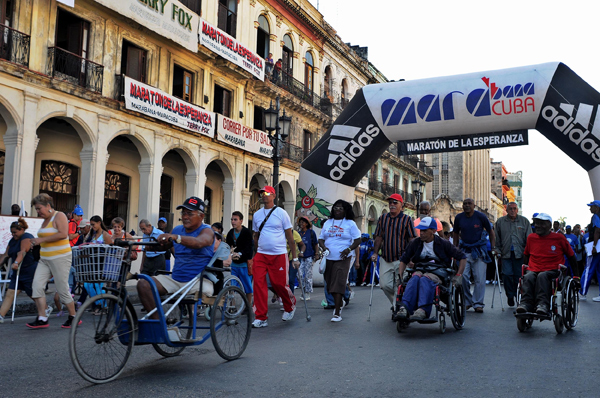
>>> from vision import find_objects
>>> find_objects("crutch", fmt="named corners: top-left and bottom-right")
top-left (296, 263), bottom-right (311, 322)
top-left (367, 259), bottom-right (376, 321)
top-left (11, 262), bottom-right (21, 323)
top-left (490, 254), bottom-right (505, 311)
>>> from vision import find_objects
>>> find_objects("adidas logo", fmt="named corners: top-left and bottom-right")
top-left (327, 124), bottom-right (380, 181)
top-left (279, 267), bottom-right (284, 271)
top-left (541, 102), bottom-right (600, 162)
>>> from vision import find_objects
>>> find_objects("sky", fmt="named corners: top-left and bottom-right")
top-left (308, 0), bottom-right (598, 227)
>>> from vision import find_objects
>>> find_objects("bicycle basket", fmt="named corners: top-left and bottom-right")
top-left (72, 244), bottom-right (127, 283)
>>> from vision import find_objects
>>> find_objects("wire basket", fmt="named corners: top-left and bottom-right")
top-left (72, 244), bottom-right (127, 283)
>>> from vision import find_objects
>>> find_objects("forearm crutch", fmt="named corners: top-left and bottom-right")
top-left (11, 263), bottom-right (22, 323)
top-left (367, 260), bottom-right (376, 321)
top-left (491, 255), bottom-right (504, 311)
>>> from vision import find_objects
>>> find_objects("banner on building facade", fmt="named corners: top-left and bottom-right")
top-left (124, 76), bottom-right (215, 138)
top-left (396, 130), bottom-right (529, 155)
top-left (216, 115), bottom-right (273, 158)
top-left (93, 0), bottom-right (199, 53)
top-left (199, 18), bottom-right (265, 81)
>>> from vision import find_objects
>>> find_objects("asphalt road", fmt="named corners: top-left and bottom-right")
top-left (1, 285), bottom-right (599, 397)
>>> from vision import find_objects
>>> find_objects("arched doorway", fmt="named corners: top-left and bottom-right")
top-left (248, 173), bottom-right (268, 229)
top-left (367, 205), bottom-right (378, 236)
top-left (205, 159), bottom-right (234, 226)
top-left (282, 34), bottom-right (293, 77)
top-left (161, 148), bottom-right (196, 231)
top-left (353, 200), bottom-right (363, 232)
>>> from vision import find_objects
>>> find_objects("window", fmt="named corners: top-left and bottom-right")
top-left (393, 174), bottom-right (400, 190)
top-left (442, 170), bottom-right (449, 194)
top-left (304, 52), bottom-right (314, 93)
top-left (341, 79), bottom-right (348, 107)
top-left (159, 174), bottom-right (173, 215)
top-left (282, 34), bottom-right (293, 76)
top-left (382, 168), bottom-right (389, 185)
top-left (1, 0), bottom-right (13, 26)
top-left (256, 15), bottom-right (270, 59)
top-left (218, 0), bottom-right (237, 37)
top-left (254, 105), bottom-right (265, 130)
top-left (324, 65), bottom-right (332, 100)
top-left (204, 186), bottom-right (212, 224)
top-left (178, 0), bottom-right (201, 14)
top-left (39, 160), bottom-right (79, 213)
top-left (303, 130), bottom-right (312, 159)
top-left (121, 40), bottom-right (147, 83)
top-left (213, 84), bottom-right (232, 117)
top-left (53, 9), bottom-right (90, 86)
top-left (172, 64), bottom-right (193, 101)
top-left (104, 171), bottom-right (129, 224)
top-left (403, 177), bottom-right (408, 195)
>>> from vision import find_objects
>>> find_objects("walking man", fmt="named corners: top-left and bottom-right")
top-left (139, 219), bottom-right (166, 276)
top-left (580, 200), bottom-right (600, 301)
top-left (371, 193), bottom-right (416, 306)
top-left (453, 198), bottom-right (495, 313)
top-left (494, 202), bottom-right (532, 307)
top-left (226, 211), bottom-right (254, 307)
top-left (252, 186), bottom-right (299, 327)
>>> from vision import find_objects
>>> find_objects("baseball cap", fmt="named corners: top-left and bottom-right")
top-left (566, 225), bottom-right (572, 229)
top-left (386, 193), bottom-right (404, 203)
top-left (298, 216), bottom-right (311, 226)
top-left (361, 233), bottom-right (370, 238)
top-left (259, 186), bottom-right (276, 195)
top-left (158, 217), bottom-right (167, 223)
top-left (79, 218), bottom-right (90, 226)
top-left (415, 217), bottom-right (438, 230)
top-left (532, 212), bottom-right (539, 218)
top-left (533, 213), bottom-right (552, 224)
top-left (587, 200), bottom-right (600, 207)
top-left (176, 196), bottom-right (206, 213)
top-left (73, 205), bottom-right (84, 216)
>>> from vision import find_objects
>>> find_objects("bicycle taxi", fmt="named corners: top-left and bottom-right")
top-left (68, 238), bottom-right (251, 384)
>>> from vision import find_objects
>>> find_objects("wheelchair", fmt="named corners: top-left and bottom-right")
top-left (514, 264), bottom-right (579, 334)
top-left (393, 261), bottom-right (466, 334)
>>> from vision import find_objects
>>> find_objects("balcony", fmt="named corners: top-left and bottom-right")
top-left (368, 179), bottom-right (414, 204)
top-left (0, 24), bottom-right (30, 67)
top-left (269, 72), bottom-right (330, 114)
top-left (279, 141), bottom-right (305, 164)
top-left (47, 47), bottom-right (104, 93)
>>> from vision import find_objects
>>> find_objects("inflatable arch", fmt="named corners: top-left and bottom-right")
top-left (297, 63), bottom-right (600, 227)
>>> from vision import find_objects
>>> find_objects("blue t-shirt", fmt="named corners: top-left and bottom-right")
top-left (454, 211), bottom-right (492, 245)
top-left (299, 229), bottom-right (317, 258)
top-left (564, 233), bottom-right (578, 251)
top-left (143, 226), bottom-right (166, 257)
top-left (359, 239), bottom-right (374, 260)
top-left (8, 232), bottom-right (36, 268)
top-left (171, 224), bottom-right (215, 282)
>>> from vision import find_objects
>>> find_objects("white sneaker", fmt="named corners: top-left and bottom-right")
top-left (252, 319), bottom-right (268, 328)
top-left (300, 293), bottom-right (310, 301)
top-left (282, 307), bottom-right (296, 321)
top-left (278, 298), bottom-right (284, 311)
top-left (580, 294), bottom-right (587, 301)
top-left (45, 306), bottom-right (53, 318)
top-left (593, 296), bottom-right (600, 302)
top-left (349, 282), bottom-right (356, 287)
top-left (349, 290), bottom-right (355, 300)
top-left (0, 314), bottom-right (4, 324)
top-left (331, 315), bottom-right (342, 322)
top-left (412, 308), bottom-right (426, 320)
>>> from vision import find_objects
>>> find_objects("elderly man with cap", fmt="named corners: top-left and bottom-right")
top-left (139, 219), bottom-right (166, 276)
top-left (395, 217), bottom-right (467, 320)
top-left (371, 193), bottom-right (416, 307)
top-left (517, 213), bottom-right (578, 315)
top-left (252, 185), bottom-right (299, 328)
top-left (580, 200), bottom-right (600, 301)
top-left (137, 197), bottom-right (215, 319)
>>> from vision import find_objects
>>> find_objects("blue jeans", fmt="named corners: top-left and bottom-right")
top-left (501, 253), bottom-right (523, 300)
top-left (401, 274), bottom-right (436, 317)
top-left (348, 265), bottom-right (357, 284)
top-left (323, 279), bottom-right (350, 306)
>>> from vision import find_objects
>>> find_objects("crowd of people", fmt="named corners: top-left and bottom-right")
top-left (2, 188), bottom-right (599, 329)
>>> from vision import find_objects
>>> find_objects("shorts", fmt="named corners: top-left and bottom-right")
top-left (154, 274), bottom-right (214, 297)
top-left (231, 266), bottom-right (253, 294)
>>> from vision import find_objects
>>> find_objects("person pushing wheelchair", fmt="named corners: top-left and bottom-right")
top-left (395, 217), bottom-right (467, 320)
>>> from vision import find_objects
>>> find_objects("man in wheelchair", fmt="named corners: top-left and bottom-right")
top-left (395, 217), bottom-right (467, 320)
top-left (517, 213), bottom-right (579, 316)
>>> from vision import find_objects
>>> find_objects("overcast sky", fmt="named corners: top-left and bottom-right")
top-left (308, 0), bottom-right (598, 227)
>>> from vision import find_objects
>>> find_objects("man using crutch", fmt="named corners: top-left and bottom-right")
top-left (494, 202), bottom-right (532, 307)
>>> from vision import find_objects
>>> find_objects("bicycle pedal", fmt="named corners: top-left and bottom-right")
top-left (167, 327), bottom-right (181, 342)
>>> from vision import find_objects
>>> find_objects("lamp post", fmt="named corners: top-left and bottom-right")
top-left (264, 96), bottom-right (291, 204)
top-left (411, 172), bottom-right (425, 209)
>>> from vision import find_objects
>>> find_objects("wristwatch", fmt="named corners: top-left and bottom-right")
top-left (293, 257), bottom-right (299, 261)
top-left (176, 235), bottom-right (182, 244)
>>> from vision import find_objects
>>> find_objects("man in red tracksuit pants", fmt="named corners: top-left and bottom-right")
top-left (252, 185), bottom-right (299, 328)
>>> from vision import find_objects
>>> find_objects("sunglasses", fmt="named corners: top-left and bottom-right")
top-left (260, 192), bottom-right (272, 197)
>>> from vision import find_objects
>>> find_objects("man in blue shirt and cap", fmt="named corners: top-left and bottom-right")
top-left (580, 200), bottom-right (600, 301)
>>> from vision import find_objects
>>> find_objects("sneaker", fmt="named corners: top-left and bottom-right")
top-left (300, 293), bottom-right (311, 301)
top-left (61, 315), bottom-right (82, 329)
top-left (507, 297), bottom-right (515, 307)
top-left (75, 302), bottom-right (82, 310)
top-left (535, 305), bottom-right (549, 316)
top-left (0, 314), bottom-right (4, 324)
top-left (45, 306), bottom-right (53, 318)
top-left (396, 307), bottom-right (408, 319)
top-left (350, 290), bottom-right (355, 300)
top-left (26, 318), bottom-right (49, 329)
top-left (56, 311), bottom-right (64, 317)
top-left (592, 296), bottom-right (600, 302)
top-left (282, 308), bottom-right (296, 321)
top-left (321, 299), bottom-right (328, 307)
top-left (343, 295), bottom-right (350, 306)
top-left (580, 294), bottom-right (587, 301)
top-left (331, 315), bottom-right (342, 322)
top-left (349, 282), bottom-right (356, 287)
top-left (375, 283), bottom-right (380, 287)
top-left (516, 305), bottom-right (528, 314)
top-left (252, 319), bottom-right (268, 328)
top-left (361, 282), bottom-right (367, 287)
top-left (412, 308), bottom-right (426, 320)
top-left (278, 298), bottom-right (284, 311)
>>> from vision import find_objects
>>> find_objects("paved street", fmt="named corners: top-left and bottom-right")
top-left (1, 285), bottom-right (598, 397)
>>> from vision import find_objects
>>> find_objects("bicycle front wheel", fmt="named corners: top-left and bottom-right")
top-left (210, 285), bottom-right (251, 360)
top-left (69, 294), bottom-right (136, 384)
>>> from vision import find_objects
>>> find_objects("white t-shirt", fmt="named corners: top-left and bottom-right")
top-left (319, 218), bottom-right (361, 261)
top-left (420, 241), bottom-right (440, 261)
top-left (253, 206), bottom-right (292, 255)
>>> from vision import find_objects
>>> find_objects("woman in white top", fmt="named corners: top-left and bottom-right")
top-left (318, 200), bottom-right (361, 322)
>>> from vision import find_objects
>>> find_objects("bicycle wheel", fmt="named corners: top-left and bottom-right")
top-left (210, 285), bottom-right (251, 360)
top-left (153, 304), bottom-right (193, 357)
top-left (69, 294), bottom-right (135, 384)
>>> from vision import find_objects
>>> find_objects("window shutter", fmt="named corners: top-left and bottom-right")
top-left (218, 3), bottom-right (228, 31)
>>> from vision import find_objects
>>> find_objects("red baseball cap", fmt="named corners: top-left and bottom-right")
top-left (259, 186), bottom-right (276, 195)
top-left (386, 193), bottom-right (404, 203)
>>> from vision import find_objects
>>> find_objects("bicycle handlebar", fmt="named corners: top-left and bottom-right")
top-left (113, 237), bottom-right (163, 248)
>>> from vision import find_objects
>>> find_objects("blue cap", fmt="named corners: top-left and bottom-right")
top-left (566, 225), bottom-right (572, 229)
top-left (158, 217), bottom-right (167, 223)
top-left (415, 217), bottom-right (438, 230)
top-left (72, 205), bottom-right (83, 216)
top-left (587, 200), bottom-right (600, 207)
top-left (361, 233), bottom-right (370, 238)
top-left (532, 212), bottom-right (539, 218)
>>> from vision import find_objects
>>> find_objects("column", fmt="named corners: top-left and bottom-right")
top-left (185, 173), bottom-right (199, 198)
top-left (198, 147), bottom-right (208, 197)
top-left (241, 191), bottom-right (252, 222)
top-left (138, 159), bottom-right (161, 225)
top-left (222, 181), bottom-right (235, 224)
top-left (79, 114), bottom-right (111, 217)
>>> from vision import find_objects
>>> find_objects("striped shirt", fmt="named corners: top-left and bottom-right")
top-left (374, 212), bottom-right (416, 262)
top-left (38, 212), bottom-right (71, 259)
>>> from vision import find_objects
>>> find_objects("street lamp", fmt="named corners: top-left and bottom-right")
top-left (411, 173), bottom-right (425, 208)
top-left (264, 96), bottom-right (291, 203)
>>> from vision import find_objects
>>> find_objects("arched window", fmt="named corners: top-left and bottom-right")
top-left (282, 34), bottom-right (293, 76)
top-left (103, 170), bottom-right (130, 224)
top-left (39, 160), bottom-right (79, 213)
top-left (256, 15), bottom-right (270, 60)
top-left (324, 65), bottom-right (332, 100)
top-left (304, 52), bottom-right (314, 93)
top-left (341, 78), bottom-right (348, 108)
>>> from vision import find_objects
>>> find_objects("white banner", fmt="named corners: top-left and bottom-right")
top-left (0, 217), bottom-right (44, 254)
top-left (124, 76), bottom-right (215, 137)
top-left (199, 18), bottom-right (265, 80)
top-left (216, 115), bottom-right (272, 158)
top-left (94, 0), bottom-right (199, 53)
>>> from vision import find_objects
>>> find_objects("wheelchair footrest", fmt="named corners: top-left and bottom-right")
top-left (514, 311), bottom-right (551, 321)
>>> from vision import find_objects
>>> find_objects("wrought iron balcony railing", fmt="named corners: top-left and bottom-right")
top-left (269, 71), bottom-right (330, 114)
top-left (47, 46), bottom-right (104, 93)
top-left (0, 24), bottom-right (30, 67)
top-left (279, 141), bottom-right (305, 163)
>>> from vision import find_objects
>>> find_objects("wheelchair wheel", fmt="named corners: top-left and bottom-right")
top-left (210, 285), bottom-right (251, 360)
top-left (223, 275), bottom-right (243, 288)
top-left (449, 284), bottom-right (465, 330)
top-left (69, 294), bottom-right (135, 384)
top-left (553, 314), bottom-right (564, 334)
top-left (562, 278), bottom-right (579, 330)
top-left (396, 320), bottom-right (408, 333)
top-left (439, 313), bottom-right (446, 334)
top-left (516, 317), bottom-right (527, 332)
top-left (152, 304), bottom-right (193, 357)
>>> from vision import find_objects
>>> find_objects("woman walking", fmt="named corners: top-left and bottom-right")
top-left (27, 194), bottom-right (77, 329)
top-left (318, 200), bottom-right (361, 322)
top-left (297, 216), bottom-right (319, 301)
